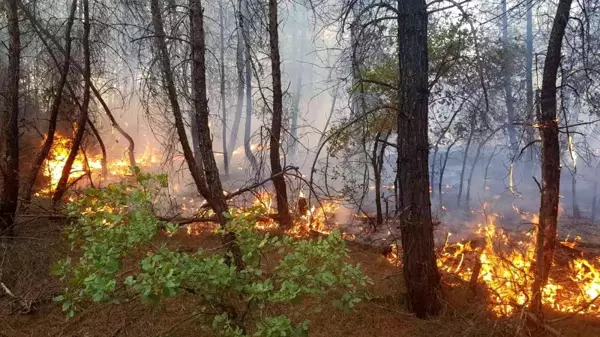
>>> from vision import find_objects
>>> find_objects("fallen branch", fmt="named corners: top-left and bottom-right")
top-left (1, 282), bottom-right (33, 313)
top-left (525, 311), bottom-right (563, 337)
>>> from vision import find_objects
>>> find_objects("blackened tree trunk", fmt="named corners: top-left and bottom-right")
top-left (227, 1), bottom-right (244, 163)
top-left (372, 131), bottom-right (390, 228)
top-left (190, 0), bottom-right (244, 269)
top-left (397, 0), bottom-right (442, 318)
top-left (219, 2), bottom-right (229, 176)
top-left (151, 0), bottom-right (206, 193)
top-left (23, 0), bottom-right (77, 205)
top-left (52, 0), bottom-right (92, 205)
top-left (531, 0), bottom-right (572, 314)
top-left (501, 0), bottom-right (518, 156)
top-left (0, 0), bottom-right (21, 235)
top-left (268, 0), bottom-right (292, 230)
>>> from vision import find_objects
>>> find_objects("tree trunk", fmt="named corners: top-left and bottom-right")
top-left (226, 0), bottom-right (244, 163)
top-left (397, 0), bottom-right (442, 318)
top-left (22, 0), bottom-right (77, 205)
top-left (531, 0), bottom-right (572, 314)
top-left (430, 104), bottom-right (462, 198)
top-left (241, 0), bottom-right (259, 173)
top-left (0, 0), bottom-right (21, 235)
top-left (190, 0), bottom-right (244, 269)
top-left (457, 114), bottom-right (475, 208)
top-left (501, 0), bottom-right (518, 157)
top-left (219, 2), bottom-right (229, 176)
top-left (19, 3), bottom-right (137, 169)
top-left (268, 0), bottom-right (292, 230)
top-left (465, 127), bottom-right (501, 209)
top-left (525, 3), bottom-right (535, 171)
top-left (52, 0), bottom-right (92, 205)
top-left (591, 162), bottom-right (600, 223)
top-left (89, 120), bottom-right (108, 182)
top-left (439, 138), bottom-right (458, 207)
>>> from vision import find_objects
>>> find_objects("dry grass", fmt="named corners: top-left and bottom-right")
top-left (0, 219), bottom-right (598, 337)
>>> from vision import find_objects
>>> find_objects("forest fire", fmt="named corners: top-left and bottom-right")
top-left (433, 213), bottom-right (600, 317)
top-left (37, 132), bottom-right (160, 195)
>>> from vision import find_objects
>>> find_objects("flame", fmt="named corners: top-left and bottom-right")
top-left (37, 132), bottom-right (161, 196)
top-left (435, 214), bottom-right (600, 317)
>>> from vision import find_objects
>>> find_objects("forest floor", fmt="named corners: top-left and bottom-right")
top-left (0, 216), bottom-right (599, 337)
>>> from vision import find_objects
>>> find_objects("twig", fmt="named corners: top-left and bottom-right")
top-left (525, 311), bottom-right (563, 337)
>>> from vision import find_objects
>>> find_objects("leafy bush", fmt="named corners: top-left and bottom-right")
top-left (54, 172), bottom-right (370, 336)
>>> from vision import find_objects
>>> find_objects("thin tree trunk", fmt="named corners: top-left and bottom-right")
top-left (0, 0), bottom-right (21, 235)
top-left (22, 0), bottom-right (77, 205)
top-left (88, 120), bottom-right (108, 182)
top-left (501, 0), bottom-right (518, 156)
top-left (372, 131), bottom-right (391, 228)
top-left (268, 0), bottom-right (292, 230)
top-left (531, 0), bottom-right (572, 314)
top-left (525, 3), bottom-right (535, 171)
top-left (457, 114), bottom-right (475, 208)
top-left (19, 3), bottom-right (137, 169)
top-left (465, 127), bottom-right (501, 209)
top-left (397, 0), bottom-right (442, 318)
top-left (226, 0), bottom-right (244, 162)
top-left (430, 101), bottom-right (464, 197)
top-left (241, 0), bottom-right (259, 173)
top-left (439, 138), bottom-right (458, 207)
top-left (219, 2), bottom-right (229, 176)
top-left (591, 162), bottom-right (600, 223)
top-left (52, 0), bottom-right (92, 205)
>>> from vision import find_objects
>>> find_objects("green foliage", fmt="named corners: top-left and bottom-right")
top-left (54, 172), bottom-right (370, 336)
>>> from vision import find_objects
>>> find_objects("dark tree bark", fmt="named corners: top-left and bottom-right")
top-left (501, 0), bottom-right (518, 156)
top-left (268, 0), bottom-right (292, 230)
top-left (531, 0), bottom-right (572, 314)
top-left (52, 0), bottom-right (92, 205)
top-left (372, 131), bottom-right (390, 228)
top-left (219, 2), bottom-right (229, 176)
top-left (0, 0), bottom-right (21, 235)
top-left (396, 0), bottom-right (442, 318)
top-left (151, 0), bottom-right (244, 269)
top-left (22, 0), bottom-right (77, 205)
top-left (190, 0), bottom-right (244, 269)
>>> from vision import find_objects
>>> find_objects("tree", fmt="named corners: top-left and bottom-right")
top-left (0, 0), bottom-right (21, 235)
top-left (397, 0), bottom-right (443, 318)
top-left (268, 0), bottom-right (292, 230)
top-left (219, 1), bottom-right (229, 176)
top-left (530, 0), bottom-right (573, 314)
top-left (150, 0), bottom-right (243, 269)
top-left (22, 0), bottom-right (78, 205)
top-left (52, 0), bottom-right (92, 205)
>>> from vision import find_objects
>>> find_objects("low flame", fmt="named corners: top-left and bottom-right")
top-left (435, 214), bottom-right (600, 317)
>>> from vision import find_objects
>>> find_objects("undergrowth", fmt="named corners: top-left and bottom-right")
top-left (53, 172), bottom-right (370, 336)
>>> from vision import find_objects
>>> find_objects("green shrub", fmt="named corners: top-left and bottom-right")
top-left (54, 172), bottom-right (370, 336)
